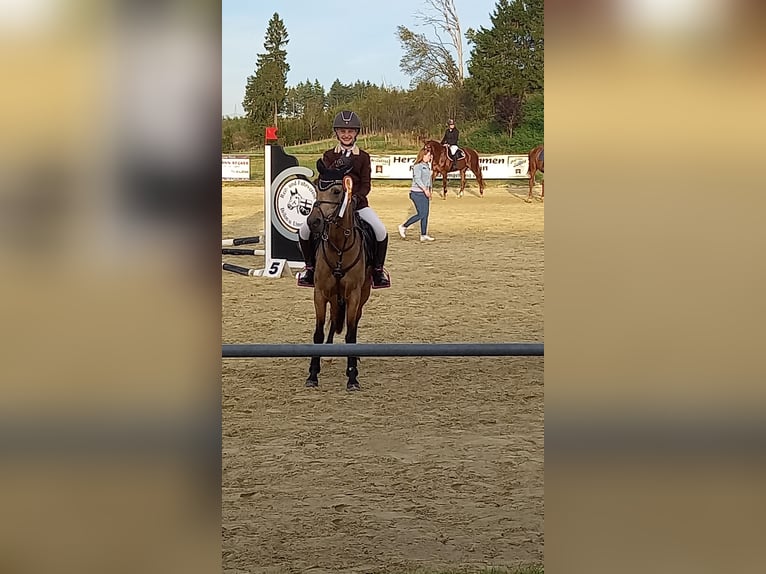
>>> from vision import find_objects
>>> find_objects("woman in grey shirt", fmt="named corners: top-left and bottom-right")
top-left (398, 147), bottom-right (435, 242)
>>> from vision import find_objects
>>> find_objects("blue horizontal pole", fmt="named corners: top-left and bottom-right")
top-left (222, 343), bottom-right (543, 358)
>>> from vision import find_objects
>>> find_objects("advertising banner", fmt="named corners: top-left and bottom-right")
top-left (369, 153), bottom-right (529, 179)
top-left (222, 155), bottom-right (251, 181)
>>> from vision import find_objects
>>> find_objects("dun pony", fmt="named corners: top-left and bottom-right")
top-left (303, 161), bottom-right (373, 391)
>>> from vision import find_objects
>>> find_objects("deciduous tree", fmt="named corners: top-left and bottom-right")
top-left (396, 0), bottom-right (465, 89)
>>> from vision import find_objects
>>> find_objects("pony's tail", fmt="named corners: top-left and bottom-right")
top-left (333, 296), bottom-right (346, 334)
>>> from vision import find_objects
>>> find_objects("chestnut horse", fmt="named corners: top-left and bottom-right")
top-left (527, 145), bottom-right (544, 202)
top-left (425, 140), bottom-right (485, 199)
top-left (304, 161), bottom-right (372, 391)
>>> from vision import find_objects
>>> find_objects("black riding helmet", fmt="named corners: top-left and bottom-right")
top-left (333, 110), bottom-right (362, 130)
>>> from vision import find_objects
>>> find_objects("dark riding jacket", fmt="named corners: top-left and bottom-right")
top-left (321, 145), bottom-right (372, 210)
top-left (441, 128), bottom-right (459, 147)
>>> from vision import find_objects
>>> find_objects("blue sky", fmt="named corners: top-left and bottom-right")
top-left (222, 0), bottom-right (502, 117)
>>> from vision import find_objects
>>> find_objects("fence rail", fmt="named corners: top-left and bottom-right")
top-left (222, 343), bottom-right (543, 358)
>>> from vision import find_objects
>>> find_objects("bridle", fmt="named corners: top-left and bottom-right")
top-left (311, 181), bottom-right (364, 279)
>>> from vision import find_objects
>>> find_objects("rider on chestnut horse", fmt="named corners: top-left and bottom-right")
top-left (441, 119), bottom-right (463, 171)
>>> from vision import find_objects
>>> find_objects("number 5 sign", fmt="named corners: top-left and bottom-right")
top-left (262, 258), bottom-right (290, 279)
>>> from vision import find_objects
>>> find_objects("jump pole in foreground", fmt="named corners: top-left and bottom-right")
top-left (222, 343), bottom-right (544, 358)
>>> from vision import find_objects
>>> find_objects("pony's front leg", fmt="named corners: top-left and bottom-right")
top-left (306, 318), bottom-right (323, 387)
top-left (459, 170), bottom-right (466, 198)
top-left (307, 296), bottom-right (326, 387)
top-left (344, 295), bottom-right (362, 391)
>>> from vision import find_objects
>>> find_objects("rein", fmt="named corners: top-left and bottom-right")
top-left (313, 197), bottom-right (364, 279)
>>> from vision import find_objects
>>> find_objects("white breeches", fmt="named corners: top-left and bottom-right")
top-left (298, 221), bottom-right (312, 240)
top-left (298, 206), bottom-right (387, 241)
top-left (448, 145), bottom-right (458, 156)
top-left (357, 207), bottom-right (387, 241)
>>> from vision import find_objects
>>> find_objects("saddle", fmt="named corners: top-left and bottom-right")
top-left (354, 214), bottom-right (376, 268)
top-left (445, 146), bottom-right (464, 161)
top-left (445, 146), bottom-right (464, 170)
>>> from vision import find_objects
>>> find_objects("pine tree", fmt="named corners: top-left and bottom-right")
top-left (328, 80), bottom-right (353, 109)
top-left (465, 0), bottom-right (543, 135)
top-left (242, 13), bottom-right (290, 131)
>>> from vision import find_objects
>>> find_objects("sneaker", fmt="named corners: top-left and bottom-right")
top-left (398, 224), bottom-right (407, 239)
top-left (420, 235), bottom-right (435, 242)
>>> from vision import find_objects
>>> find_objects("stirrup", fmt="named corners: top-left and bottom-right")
top-left (296, 268), bottom-right (314, 287)
top-left (371, 267), bottom-right (391, 289)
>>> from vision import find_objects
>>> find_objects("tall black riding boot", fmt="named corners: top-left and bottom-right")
top-left (371, 236), bottom-right (391, 289)
top-left (297, 236), bottom-right (316, 287)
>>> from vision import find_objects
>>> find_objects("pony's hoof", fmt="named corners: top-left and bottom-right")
top-left (305, 379), bottom-right (319, 388)
top-left (346, 382), bottom-right (361, 392)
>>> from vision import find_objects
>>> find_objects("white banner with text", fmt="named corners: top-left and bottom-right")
top-left (369, 154), bottom-right (530, 179)
top-left (222, 155), bottom-right (251, 181)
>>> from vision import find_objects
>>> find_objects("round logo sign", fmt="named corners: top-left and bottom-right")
top-left (274, 176), bottom-right (316, 233)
